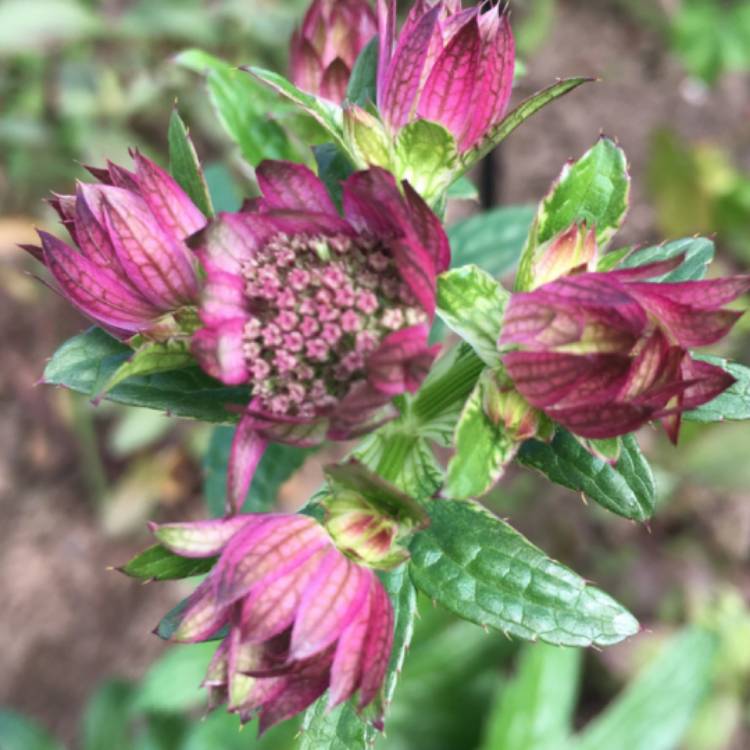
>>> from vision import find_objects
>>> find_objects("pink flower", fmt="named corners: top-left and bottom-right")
top-left (376, 0), bottom-right (515, 152)
top-left (500, 258), bottom-right (750, 442)
top-left (25, 152), bottom-right (204, 339)
top-left (191, 161), bottom-right (449, 510)
top-left (290, 0), bottom-right (378, 104)
top-left (151, 513), bottom-right (394, 733)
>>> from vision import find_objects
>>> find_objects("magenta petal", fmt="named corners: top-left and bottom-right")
top-left (257, 667), bottom-right (330, 735)
top-left (290, 549), bottom-right (370, 661)
top-left (376, 0), bottom-right (397, 110)
top-left (256, 161), bottom-right (337, 215)
top-left (551, 403), bottom-right (653, 440)
top-left (132, 151), bottom-right (207, 238)
top-left (381, 4), bottom-right (442, 131)
top-left (101, 188), bottom-right (199, 308)
top-left (171, 579), bottom-right (229, 643)
top-left (678, 357), bottom-right (737, 411)
top-left (227, 418), bottom-right (269, 514)
top-left (402, 181), bottom-right (451, 273)
top-left (191, 320), bottom-right (250, 385)
top-left (357, 575), bottom-right (394, 709)
top-left (417, 14), bottom-right (481, 143)
top-left (628, 276), bottom-right (750, 310)
top-left (152, 516), bottom-right (253, 558)
top-left (342, 167), bottom-right (411, 237)
top-left (609, 255), bottom-right (686, 281)
top-left (192, 212), bottom-right (274, 275)
top-left (74, 185), bottom-right (122, 271)
top-left (367, 325), bottom-right (440, 396)
top-left (200, 262), bottom-right (249, 326)
top-left (39, 231), bottom-right (158, 331)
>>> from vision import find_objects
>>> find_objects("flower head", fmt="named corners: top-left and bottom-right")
top-left (26, 152), bottom-right (204, 339)
top-left (151, 513), bottom-right (394, 732)
top-left (290, 0), bottom-right (378, 103)
top-left (376, 0), bottom-right (515, 152)
top-left (191, 161), bottom-right (448, 509)
top-left (500, 255), bottom-right (749, 442)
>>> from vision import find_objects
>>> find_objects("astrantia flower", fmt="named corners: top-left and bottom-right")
top-left (26, 153), bottom-right (204, 339)
top-left (191, 161), bottom-right (448, 509)
top-left (500, 257), bottom-right (749, 442)
top-left (376, 0), bottom-right (515, 152)
top-left (290, 0), bottom-right (377, 103)
top-left (151, 513), bottom-right (394, 732)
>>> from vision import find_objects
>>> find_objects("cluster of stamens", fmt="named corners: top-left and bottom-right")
top-left (241, 232), bottom-right (427, 417)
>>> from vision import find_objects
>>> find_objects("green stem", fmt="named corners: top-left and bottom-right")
top-left (69, 393), bottom-right (109, 509)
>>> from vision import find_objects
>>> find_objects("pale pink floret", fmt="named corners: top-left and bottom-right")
top-left (152, 513), bottom-right (394, 733)
top-left (500, 258), bottom-right (750, 442)
top-left (28, 152), bottom-right (204, 339)
top-left (376, 0), bottom-right (515, 152)
top-left (290, 0), bottom-right (378, 103)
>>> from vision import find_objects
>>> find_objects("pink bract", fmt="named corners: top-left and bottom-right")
top-left (500, 258), bottom-right (750, 442)
top-left (290, 0), bottom-right (378, 103)
top-left (26, 152), bottom-right (204, 339)
top-left (190, 161), bottom-right (448, 510)
top-left (152, 513), bottom-right (394, 733)
top-left (376, 0), bottom-right (515, 152)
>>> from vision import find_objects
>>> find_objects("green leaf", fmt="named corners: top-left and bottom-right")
top-left (685, 357), bottom-right (750, 423)
top-left (616, 236), bottom-right (715, 281)
top-left (409, 499), bottom-right (640, 647)
top-left (118, 544), bottom-right (216, 581)
top-left (345, 37), bottom-right (379, 107)
top-left (480, 644), bottom-right (582, 750)
top-left (446, 175), bottom-right (479, 201)
top-left (436, 265), bottom-right (510, 368)
top-left (248, 66), bottom-right (347, 154)
top-left (300, 567), bottom-right (417, 750)
top-left (82, 681), bottom-right (135, 750)
top-left (460, 78), bottom-right (593, 170)
top-left (132, 643), bottom-right (217, 713)
top-left (394, 120), bottom-right (459, 205)
top-left (570, 628), bottom-right (718, 750)
top-left (517, 137), bottom-right (630, 290)
top-left (517, 431), bottom-right (655, 522)
top-left (203, 426), bottom-right (313, 517)
top-left (446, 374), bottom-right (517, 500)
top-left (448, 204), bottom-right (535, 275)
top-left (314, 143), bottom-right (355, 211)
top-left (182, 712), bottom-right (297, 750)
top-left (168, 109), bottom-right (214, 218)
top-left (0, 710), bottom-right (64, 750)
top-left (44, 328), bottom-right (248, 424)
top-left (176, 51), bottom-right (299, 166)
top-left (94, 338), bottom-right (195, 401)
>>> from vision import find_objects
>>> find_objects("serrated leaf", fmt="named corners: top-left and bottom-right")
top-left (176, 51), bottom-right (300, 166)
top-left (685, 357), bottom-right (750, 423)
top-left (570, 628), bottom-right (718, 750)
top-left (394, 120), bottom-right (459, 205)
top-left (517, 430), bottom-right (655, 522)
top-left (480, 643), bottom-right (582, 750)
top-left (460, 78), bottom-right (593, 169)
top-left (44, 328), bottom-right (248, 424)
top-left (448, 204), bottom-right (535, 276)
top-left (248, 66), bottom-right (348, 154)
top-left (300, 567), bottom-right (417, 750)
top-left (203, 426), bottom-right (313, 517)
top-left (314, 143), bottom-right (355, 211)
top-left (94, 338), bottom-right (194, 400)
top-left (168, 109), bottom-right (214, 218)
top-left (517, 137), bottom-right (630, 291)
top-left (345, 36), bottom-right (379, 107)
top-left (118, 544), bottom-right (216, 581)
top-left (409, 500), bottom-right (640, 647)
top-left (446, 175), bottom-right (479, 201)
top-left (446, 375), bottom-right (517, 500)
top-left (616, 236), bottom-right (715, 281)
top-left (132, 643), bottom-right (217, 713)
top-left (436, 265), bottom-right (509, 367)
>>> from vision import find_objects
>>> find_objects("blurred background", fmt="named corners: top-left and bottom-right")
top-left (1, 0), bottom-right (749, 748)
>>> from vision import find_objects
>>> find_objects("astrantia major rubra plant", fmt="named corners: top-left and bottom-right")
top-left (30, 0), bottom-right (750, 746)
top-left (290, 0), bottom-right (377, 103)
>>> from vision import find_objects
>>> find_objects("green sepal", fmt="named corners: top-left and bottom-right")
top-left (168, 108), bottom-right (214, 218)
top-left (117, 544), bottom-right (216, 582)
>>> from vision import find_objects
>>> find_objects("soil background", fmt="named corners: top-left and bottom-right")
top-left (1, 0), bottom-right (749, 747)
